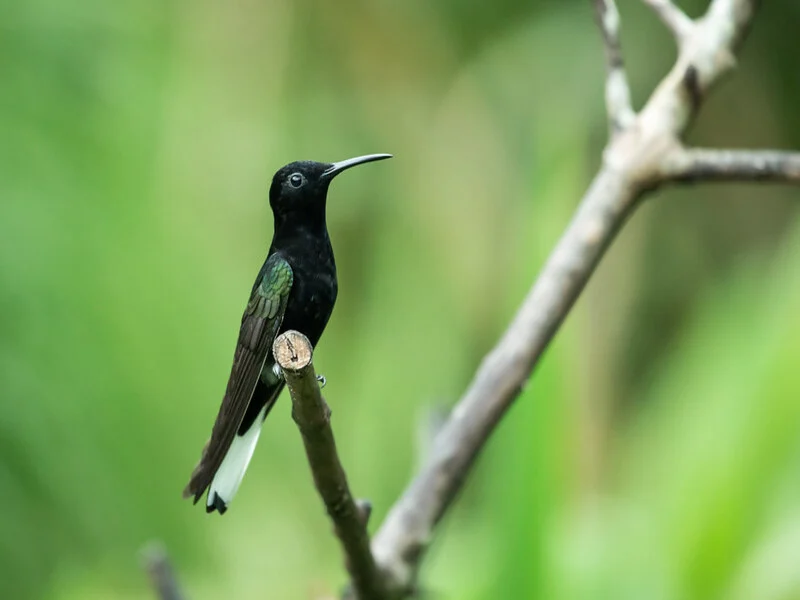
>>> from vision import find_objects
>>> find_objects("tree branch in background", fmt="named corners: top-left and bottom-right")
top-left (643, 0), bottom-right (693, 42)
top-left (663, 148), bottom-right (800, 183)
top-left (273, 331), bottom-right (386, 600)
top-left (368, 0), bottom-right (800, 596)
top-left (141, 542), bottom-right (187, 600)
top-left (592, 0), bottom-right (634, 133)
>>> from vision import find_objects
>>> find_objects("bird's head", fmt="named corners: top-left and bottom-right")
top-left (268, 154), bottom-right (392, 217)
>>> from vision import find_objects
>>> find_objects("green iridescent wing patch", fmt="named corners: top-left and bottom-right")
top-left (240, 257), bottom-right (293, 347)
top-left (184, 253), bottom-right (293, 502)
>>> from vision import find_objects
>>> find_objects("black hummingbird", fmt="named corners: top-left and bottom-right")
top-left (184, 153), bottom-right (392, 514)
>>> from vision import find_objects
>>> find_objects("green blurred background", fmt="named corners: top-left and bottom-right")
top-left (2, 0), bottom-right (800, 598)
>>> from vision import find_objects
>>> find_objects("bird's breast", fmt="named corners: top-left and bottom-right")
top-left (280, 266), bottom-right (338, 347)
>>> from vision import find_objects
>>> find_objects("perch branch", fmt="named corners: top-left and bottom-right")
top-left (141, 542), bottom-right (187, 600)
top-left (592, 0), bottom-right (635, 133)
top-left (273, 331), bottom-right (385, 600)
top-left (370, 0), bottom-right (800, 596)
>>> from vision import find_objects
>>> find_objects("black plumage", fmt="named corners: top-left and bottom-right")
top-left (184, 154), bottom-right (391, 514)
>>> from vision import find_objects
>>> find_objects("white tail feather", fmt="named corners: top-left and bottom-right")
top-left (207, 403), bottom-right (268, 511)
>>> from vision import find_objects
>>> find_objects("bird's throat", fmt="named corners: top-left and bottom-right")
top-left (273, 207), bottom-right (327, 241)
top-left (271, 212), bottom-right (334, 268)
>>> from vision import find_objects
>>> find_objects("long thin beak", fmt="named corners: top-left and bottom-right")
top-left (322, 153), bottom-right (392, 178)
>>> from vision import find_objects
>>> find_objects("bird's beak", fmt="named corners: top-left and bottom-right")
top-left (322, 153), bottom-right (392, 179)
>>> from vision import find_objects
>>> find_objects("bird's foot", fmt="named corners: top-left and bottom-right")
top-left (316, 374), bottom-right (327, 388)
top-left (271, 362), bottom-right (285, 381)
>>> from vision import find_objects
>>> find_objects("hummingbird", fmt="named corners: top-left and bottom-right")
top-left (184, 153), bottom-right (392, 514)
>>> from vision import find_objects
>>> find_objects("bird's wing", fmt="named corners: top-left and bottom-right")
top-left (183, 253), bottom-right (293, 503)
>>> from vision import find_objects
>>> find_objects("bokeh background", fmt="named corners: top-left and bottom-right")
top-left (3, 0), bottom-right (800, 598)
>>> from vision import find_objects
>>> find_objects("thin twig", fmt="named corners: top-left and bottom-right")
top-left (592, 0), bottom-right (635, 133)
top-left (643, 0), bottom-right (694, 42)
top-left (273, 331), bottom-right (386, 600)
top-left (370, 0), bottom-right (796, 596)
top-left (663, 148), bottom-right (800, 183)
top-left (141, 542), bottom-right (187, 600)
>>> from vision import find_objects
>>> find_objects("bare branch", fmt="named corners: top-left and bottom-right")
top-left (591, 0), bottom-right (635, 133)
top-left (643, 0), bottom-right (694, 42)
top-left (371, 0), bottom-right (797, 596)
top-left (630, 0), bottom-right (757, 148)
top-left (373, 168), bottom-right (640, 593)
top-left (141, 542), bottom-right (187, 600)
top-left (273, 331), bottom-right (386, 600)
top-left (663, 148), bottom-right (800, 183)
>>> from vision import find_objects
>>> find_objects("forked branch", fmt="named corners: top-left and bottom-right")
top-left (367, 0), bottom-right (800, 596)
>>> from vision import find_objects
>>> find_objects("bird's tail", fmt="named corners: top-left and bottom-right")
top-left (205, 402), bottom-right (269, 514)
top-left (184, 375), bottom-right (284, 514)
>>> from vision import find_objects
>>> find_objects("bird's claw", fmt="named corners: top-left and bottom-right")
top-left (316, 374), bottom-right (327, 388)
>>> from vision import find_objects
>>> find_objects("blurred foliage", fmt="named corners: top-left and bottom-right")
top-left (1, 0), bottom-right (799, 598)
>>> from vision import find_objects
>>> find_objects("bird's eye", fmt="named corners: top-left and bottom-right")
top-left (288, 173), bottom-right (304, 188)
